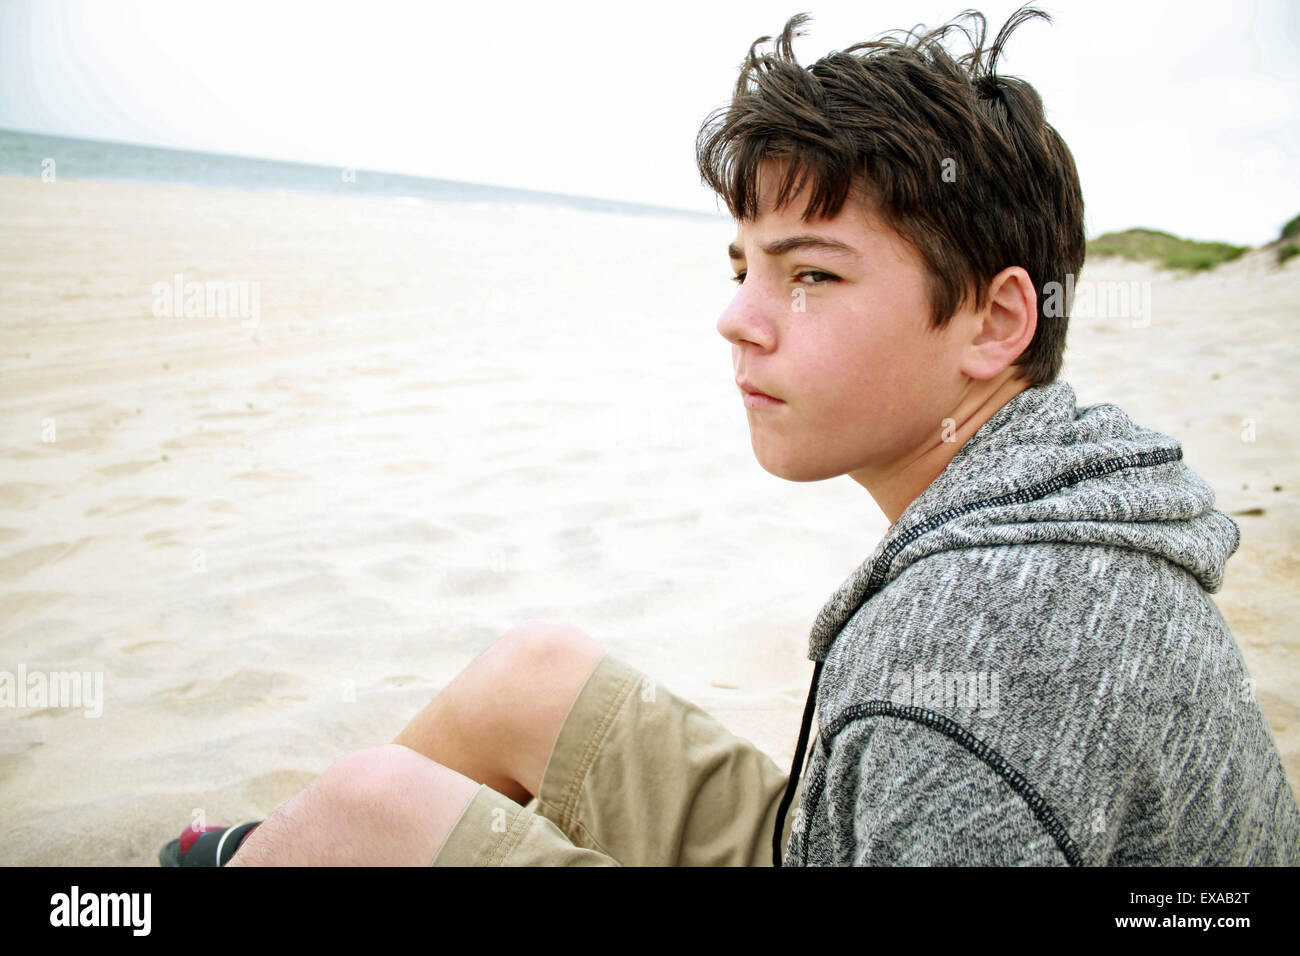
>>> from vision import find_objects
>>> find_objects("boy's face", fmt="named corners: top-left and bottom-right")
top-left (718, 164), bottom-right (977, 487)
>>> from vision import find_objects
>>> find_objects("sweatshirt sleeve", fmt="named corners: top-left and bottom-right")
top-left (820, 716), bottom-right (1074, 866)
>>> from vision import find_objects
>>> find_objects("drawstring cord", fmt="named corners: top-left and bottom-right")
top-left (772, 660), bottom-right (823, 867)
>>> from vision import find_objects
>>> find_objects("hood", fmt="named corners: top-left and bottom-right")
top-left (805, 379), bottom-right (1241, 663)
top-left (771, 378), bottom-right (1242, 864)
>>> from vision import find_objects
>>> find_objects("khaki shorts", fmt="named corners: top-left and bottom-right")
top-left (430, 651), bottom-right (801, 866)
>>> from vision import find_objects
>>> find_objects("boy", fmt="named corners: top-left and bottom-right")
top-left (168, 6), bottom-right (1299, 867)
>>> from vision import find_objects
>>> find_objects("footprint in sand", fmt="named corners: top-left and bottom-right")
top-left (141, 527), bottom-right (193, 548)
top-left (369, 459), bottom-right (439, 477)
top-left (243, 769), bottom-right (317, 807)
top-left (116, 497), bottom-right (185, 516)
top-left (197, 409), bottom-right (272, 421)
top-left (231, 468), bottom-right (311, 482)
top-left (3, 589), bottom-right (67, 617)
top-left (162, 430), bottom-right (233, 451)
top-left (158, 668), bottom-right (311, 714)
top-left (119, 640), bottom-right (183, 655)
top-left (0, 539), bottom-right (93, 582)
top-left (380, 675), bottom-right (427, 687)
top-left (96, 459), bottom-right (157, 479)
top-left (0, 483), bottom-right (45, 509)
top-left (48, 434), bottom-right (112, 453)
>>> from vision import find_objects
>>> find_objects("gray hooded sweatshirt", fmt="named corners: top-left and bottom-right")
top-left (777, 380), bottom-right (1300, 865)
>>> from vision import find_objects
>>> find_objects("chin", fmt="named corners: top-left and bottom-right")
top-left (753, 445), bottom-right (842, 483)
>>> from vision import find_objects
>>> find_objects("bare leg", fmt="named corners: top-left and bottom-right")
top-left (227, 744), bottom-right (480, 866)
top-left (229, 620), bottom-right (606, 865)
top-left (392, 619), bottom-right (606, 804)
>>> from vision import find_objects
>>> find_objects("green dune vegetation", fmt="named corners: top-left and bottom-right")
top-left (1087, 215), bottom-right (1300, 271)
top-left (1278, 214), bottom-right (1300, 265)
top-left (1086, 229), bottom-right (1247, 271)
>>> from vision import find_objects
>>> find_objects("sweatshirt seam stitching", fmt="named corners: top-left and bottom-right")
top-left (864, 446), bottom-right (1183, 597)
top-left (822, 703), bottom-right (1083, 866)
top-left (800, 757), bottom-right (827, 866)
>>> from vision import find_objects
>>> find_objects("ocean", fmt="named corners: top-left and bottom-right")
top-left (0, 127), bottom-right (718, 221)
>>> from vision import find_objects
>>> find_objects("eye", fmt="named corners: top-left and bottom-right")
top-left (730, 271), bottom-right (746, 285)
top-left (795, 270), bottom-right (839, 284)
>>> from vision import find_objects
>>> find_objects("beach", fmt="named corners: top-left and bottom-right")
top-left (1, 174), bottom-right (1296, 865)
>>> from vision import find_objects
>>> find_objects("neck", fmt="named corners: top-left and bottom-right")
top-left (852, 370), bottom-right (1031, 525)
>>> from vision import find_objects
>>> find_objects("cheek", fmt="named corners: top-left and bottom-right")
top-left (829, 311), bottom-right (915, 390)
top-left (868, 287), bottom-right (946, 378)
top-left (811, 301), bottom-right (940, 418)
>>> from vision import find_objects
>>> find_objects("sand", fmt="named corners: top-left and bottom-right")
top-left (0, 174), bottom-right (1296, 865)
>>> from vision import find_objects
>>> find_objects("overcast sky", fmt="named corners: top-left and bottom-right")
top-left (1, 0), bottom-right (1296, 245)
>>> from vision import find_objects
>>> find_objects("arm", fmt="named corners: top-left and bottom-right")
top-left (821, 716), bottom-right (1075, 866)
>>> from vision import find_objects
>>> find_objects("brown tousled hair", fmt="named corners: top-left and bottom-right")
top-left (696, 5), bottom-right (1085, 386)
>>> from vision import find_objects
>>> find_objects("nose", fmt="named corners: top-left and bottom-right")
top-left (716, 278), bottom-right (778, 352)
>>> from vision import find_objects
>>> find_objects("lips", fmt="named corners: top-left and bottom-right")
top-left (736, 378), bottom-right (783, 403)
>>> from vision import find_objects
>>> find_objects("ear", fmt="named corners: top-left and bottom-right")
top-left (959, 266), bottom-right (1037, 381)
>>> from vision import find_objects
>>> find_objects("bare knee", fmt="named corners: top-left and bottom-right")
top-left (246, 745), bottom-right (424, 850)
top-left (232, 745), bottom-right (475, 866)
top-left (475, 620), bottom-right (606, 795)
top-left (319, 745), bottom-right (479, 864)
top-left (391, 621), bottom-right (605, 805)
top-left (493, 619), bottom-right (605, 677)
top-left (483, 619), bottom-right (607, 712)
top-left (320, 744), bottom-right (429, 811)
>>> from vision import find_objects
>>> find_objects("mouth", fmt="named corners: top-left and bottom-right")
top-left (737, 379), bottom-right (784, 408)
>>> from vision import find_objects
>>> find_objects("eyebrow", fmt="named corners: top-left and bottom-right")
top-left (727, 234), bottom-right (861, 261)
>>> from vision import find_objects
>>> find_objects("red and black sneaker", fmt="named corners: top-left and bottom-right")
top-left (159, 822), bottom-right (261, 867)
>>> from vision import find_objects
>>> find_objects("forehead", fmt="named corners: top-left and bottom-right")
top-left (729, 159), bottom-right (891, 253)
top-left (729, 192), bottom-right (906, 268)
